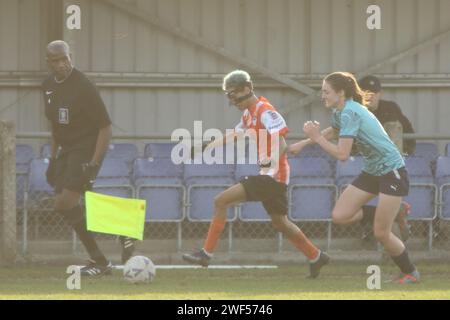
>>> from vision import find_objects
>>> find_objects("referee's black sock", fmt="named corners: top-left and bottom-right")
top-left (391, 249), bottom-right (416, 274)
top-left (61, 205), bottom-right (108, 266)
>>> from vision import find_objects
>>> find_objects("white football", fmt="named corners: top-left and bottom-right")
top-left (123, 256), bottom-right (156, 284)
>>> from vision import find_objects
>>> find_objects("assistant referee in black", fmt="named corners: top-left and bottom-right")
top-left (42, 40), bottom-right (132, 276)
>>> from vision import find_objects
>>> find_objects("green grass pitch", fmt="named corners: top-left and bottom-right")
top-left (1, 262), bottom-right (449, 300)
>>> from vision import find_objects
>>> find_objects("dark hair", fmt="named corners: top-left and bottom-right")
top-left (324, 72), bottom-right (370, 106)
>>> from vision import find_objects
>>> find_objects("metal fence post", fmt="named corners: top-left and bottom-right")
top-left (0, 121), bottom-right (17, 266)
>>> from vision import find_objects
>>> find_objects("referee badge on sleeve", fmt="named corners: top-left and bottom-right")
top-left (59, 107), bottom-right (70, 124)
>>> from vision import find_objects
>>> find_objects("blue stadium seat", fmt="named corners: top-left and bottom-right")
top-left (184, 163), bottom-right (234, 186)
top-left (437, 157), bottom-right (450, 221)
top-left (133, 157), bottom-right (183, 186)
top-left (184, 164), bottom-right (236, 221)
top-left (96, 158), bottom-right (131, 180)
top-left (411, 142), bottom-right (438, 164)
top-left (289, 157), bottom-right (334, 185)
top-left (289, 185), bottom-right (336, 220)
top-left (234, 163), bottom-right (260, 181)
top-left (16, 144), bottom-right (35, 210)
top-left (239, 202), bottom-right (270, 221)
top-left (23, 159), bottom-right (56, 255)
top-left (441, 188), bottom-right (450, 220)
top-left (404, 156), bottom-right (433, 183)
top-left (335, 156), bottom-right (364, 187)
top-left (105, 143), bottom-right (139, 168)
top-left (133, 158), bottom-right (185, 221)
top-left (403, 186), bottom-right (436, 221)
top-left (40, 144), bottom-right (52, 159)
top-left (436, 157), bottom-right (450, 186)
top-left (403, 156), bottom-right (437, 249)
top-left (289, 144), bottom-right (329, 159)
top-left (137, 186), bottom-right (185, 221)
top-left (16, 173), bottom-right (28, 211)
top-left (132, 157), bottom-right (185, 250)
top-left (144, 142), bottom-right (177, 159)
top-left (92, 159), bottom-right (134, 199)
top-left (288, 157), bottom-right (336, 250)
top-left (234, 164), bottom-right (271, 221)
top-left (16, 144), bottom-right (34, 173)
top-left (26, 159), bottom-right (54, 209)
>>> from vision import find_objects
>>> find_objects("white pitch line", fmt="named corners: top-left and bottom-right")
top-left (156, 265), bottom-right (278, 270)
top-left (76, 265), bottom-right (278, 270)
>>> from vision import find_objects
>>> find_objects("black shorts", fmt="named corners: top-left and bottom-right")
top-left (54, 147), bottom-right (98, 194)
top-left (239, 175), bottom-right (288, 216)
top-left (351, 167), bottom-right (409, 197)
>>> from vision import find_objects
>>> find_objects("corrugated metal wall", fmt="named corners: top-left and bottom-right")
top-left (1, 0), bottom-right (450, 149)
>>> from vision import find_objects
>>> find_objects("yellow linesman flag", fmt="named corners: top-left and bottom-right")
top-left (85, 191), bottom-right (146, 240)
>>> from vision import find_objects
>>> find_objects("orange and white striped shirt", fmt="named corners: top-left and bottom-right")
top-left (235, 96), bottom-right (290, 185)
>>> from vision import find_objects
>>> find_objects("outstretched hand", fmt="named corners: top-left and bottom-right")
top-left (303, 121), bottom-right (322, 142)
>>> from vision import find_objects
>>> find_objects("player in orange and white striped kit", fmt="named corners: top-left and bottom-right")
top-left (182, 70), bottom-right (329, 278)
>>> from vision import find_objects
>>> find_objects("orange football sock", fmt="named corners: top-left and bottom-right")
top-left (288, 229), bottom-right (320, 261)
top-left (203, 217), bottom-right (227, 254)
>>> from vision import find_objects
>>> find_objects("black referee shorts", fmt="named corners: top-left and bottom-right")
top-left (239, 175), bottom-right (288, 216)
top-left (53, 147), bottom-right (98, 194)
top-left (351, 167), bottom-right (409, 197)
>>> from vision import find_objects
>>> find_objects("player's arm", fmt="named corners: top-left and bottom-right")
top-left (50, 138), bottom-right (58, 159)
top-left (45, 126), bottom-right (60, 187)
top-left (203, 130), bottom-right (241, 151)
top-left (287, 126), bottom-right (337, 155)
top-left (84, 81), bottom-right (112, 166)
top-left (191, 119), bottom-right (245, 158)
top-left (90, 124), bottom-right (112, 166)
top-left (315, 136), bottom-right (353, 161)
top-left (304, 110), bottom-right (359, 161)
top-left (49, 125), bottom-right (60, 159)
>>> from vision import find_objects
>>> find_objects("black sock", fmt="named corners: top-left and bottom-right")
top-left (361, 205), bottom-right (376, 228)
top-left (61, 205), bottom-right (108, 266)
top-left (391, 249), bottom-right (416, 274)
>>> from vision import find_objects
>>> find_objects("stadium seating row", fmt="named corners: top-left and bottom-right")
top-left (16, 142), bottom-right (450, 253)
top-left (16, 141), bottom-right (448, 167)
top-left (16, 147), bottom-right (450, 223)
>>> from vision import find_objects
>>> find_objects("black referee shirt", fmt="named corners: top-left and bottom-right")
top-left (42, 68), bottom-right (111, 153)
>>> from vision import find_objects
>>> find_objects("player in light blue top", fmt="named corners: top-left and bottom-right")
top-left (330, 98), bottom-right (405, 176)
top-left (288, 72), bottom-right (419, 284)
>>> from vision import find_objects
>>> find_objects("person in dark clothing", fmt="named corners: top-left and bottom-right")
top-left (43, 40), bottom-right (134, 276)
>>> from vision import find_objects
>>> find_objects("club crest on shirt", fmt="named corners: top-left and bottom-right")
top-left (59, 108), bottom-right (69, 124)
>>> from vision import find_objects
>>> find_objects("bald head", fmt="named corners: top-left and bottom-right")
top-left (46, 40), bottom-right (70, 56)
top-left (46, 40), bottom-right (73, 81)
